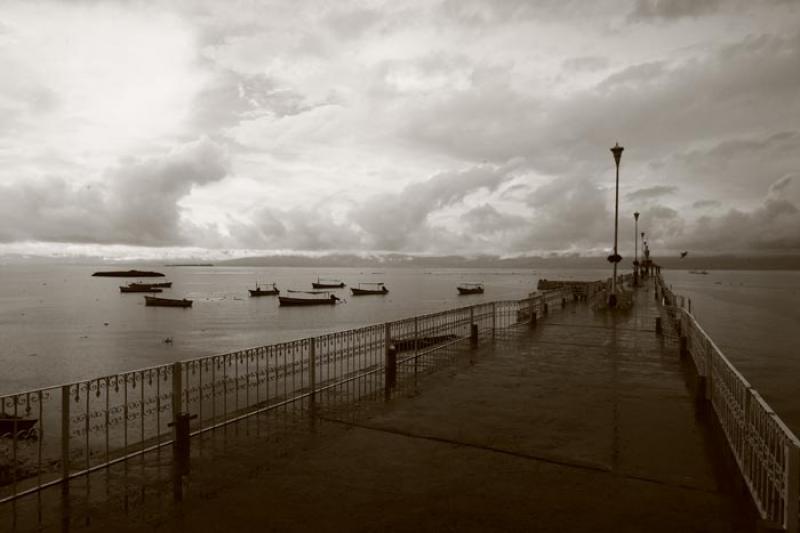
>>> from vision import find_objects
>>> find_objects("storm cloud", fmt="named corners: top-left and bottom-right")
top-left (0, 0), bottom-right (798, 258)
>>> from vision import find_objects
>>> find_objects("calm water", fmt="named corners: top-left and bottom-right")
top-left (1, 265), bottom-right (798, 433)
top-left (660, 270), bottom-right (800, 434)
top-left (0, 265), bottom-right (605, 395)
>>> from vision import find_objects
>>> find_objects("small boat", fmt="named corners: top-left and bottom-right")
top-left (144, 296), bottom-right (193, 308)
top-left (689, 270), bottom-right (709, 275)
top-left (146, 282), bottom-right (173, 288)
top-left (351, 282), bottom-right (389, 296)
top-left (120, 284), bottom-right (163, 293)
top-left (279, 290), bottom-right (340, 306)
top-left (249, 282), bottom-right (279, 296)
top-left (311, 277), bottom-right (345, 289)
top-left (457, 283), bottom-right (484, 295)
top-left (93, 270), bottom-right (165, 277)
top-left (0, 414), bottom-right (38, 436)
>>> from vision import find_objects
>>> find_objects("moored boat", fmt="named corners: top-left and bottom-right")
top-left (279, 290), bottom-right (340, 306)
top-left (351, 282), bottom-right (389, 296)
top-left (144, 296), bottom-right (193, 308)
top-left (457, 283), bottom-right (484, 295)
top-left (249, 282), bottom-right (280, 296)
top-left (312, 277), bottom-right (345, 289)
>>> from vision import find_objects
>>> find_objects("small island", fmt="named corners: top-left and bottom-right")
top-left (92, 270), bottom-right (165, 277)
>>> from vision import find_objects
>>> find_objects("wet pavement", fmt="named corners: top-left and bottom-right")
top-left (11, 281), bottom-right (754, 532)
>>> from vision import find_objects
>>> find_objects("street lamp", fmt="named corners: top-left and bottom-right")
top-left (641, 232), bottom-right (646, 277)
top-left (607, 142), bottom-right (624, 308)
top-left (633, 212), bottom-right (640, 286)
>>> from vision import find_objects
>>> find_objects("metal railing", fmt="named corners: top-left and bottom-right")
top-left (656, 274), bottom-right (800, 532)
top-left (0, 288), bottom-right (576, 505)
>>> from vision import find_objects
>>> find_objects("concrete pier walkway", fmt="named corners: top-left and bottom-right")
top-left (89, 282), bottom-right (751, 532)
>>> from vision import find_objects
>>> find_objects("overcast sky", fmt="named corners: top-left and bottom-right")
top-left (0, 0), bottom-right (798, 260)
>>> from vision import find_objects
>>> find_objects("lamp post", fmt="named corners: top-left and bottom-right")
top-left (608, 142), bottom-right (624, 308)
top-left (633, 212), bottom-right (640, 286)
top-left (641, 232), bottom-right (646, 277)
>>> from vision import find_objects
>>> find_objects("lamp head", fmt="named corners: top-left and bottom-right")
top-left (610, 142), bottom-right (624, 165)
top-left (634, 211), bottom-right (640, 220)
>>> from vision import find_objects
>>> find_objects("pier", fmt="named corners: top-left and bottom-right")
top-left (1, 275), bottom-right (797, 532)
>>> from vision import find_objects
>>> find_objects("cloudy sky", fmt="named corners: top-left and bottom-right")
top-left (0, 0), bottom-right (798, 260)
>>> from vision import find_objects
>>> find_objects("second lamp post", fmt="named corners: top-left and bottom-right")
top-left (608, 142), bottom-right (624, 308)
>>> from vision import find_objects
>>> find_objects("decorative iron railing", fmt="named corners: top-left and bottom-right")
top-left (0, 288), bottom-right (576, 505)
top-left (656, 274), bottom-right (799, 532)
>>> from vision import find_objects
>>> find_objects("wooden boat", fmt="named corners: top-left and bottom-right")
top-left (457, 283), bottom-right (484, 295)
top-left (351, 282), bottom-right (389, 296)
top-left (93, 270), bottom-right (164, 277)
top-left (311, 278), bottom-right (345, 289)
top-left (249, 282), bottom-right (279, 296)
top-left (121, 285), bottom-right (163, 293)
top-left (144, 296), bottom-right (193, 308)
top-left (279, 291), bottom-right (340, 306)
top-left (0, 414), bottom-right (38, 436)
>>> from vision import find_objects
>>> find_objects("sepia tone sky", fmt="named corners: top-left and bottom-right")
top-left (0, 0), bottom-right (798, 260)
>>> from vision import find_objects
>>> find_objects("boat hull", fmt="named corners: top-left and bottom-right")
top-left (351, 288), bottom-right (389, 295)
top-left (250, 289), bottom-right (279, 296)
top-left (144, 296), bottom-right (193, 308)
top-left (457, 287), bottom-right (484, 295)
top-left (312, 282), bottom-right (345, 289)
top-left (279, 296), bottom-right (338, 306)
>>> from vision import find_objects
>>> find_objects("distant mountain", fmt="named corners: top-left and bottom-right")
top-left (2, 251), bottom-right (799, 270)
top-left (216, 253), bottom-right (800, 270)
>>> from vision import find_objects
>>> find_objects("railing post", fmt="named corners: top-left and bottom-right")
top-left (470, 323), bottom-right (478, 348)
top-left (384, 323), bottom-right (395, 401)
top-left (786, 442), bottom-right (799, 533)
top-left (61, 385), bottom-right (70, 494)
top-left (414, 316), bottom-right (419, 378)
top-left (171, 362), bottom-right (183, 501)
top-left (688, 298), bottom-right (692, 314)
top-left (309, 338), bottom-right (316, 414)
top-left (655, 317), bottom-right (662, 336)
top-left (385, 345), bottom-right (397, 401)
top-left (704, 335), bottom-right (713, 401)
top-left (491, 302), bottom-right (496, 339)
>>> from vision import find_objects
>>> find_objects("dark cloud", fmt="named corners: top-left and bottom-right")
top-left (630, 0), bottom-right (722, 20)
top-left (460, 204), bottom-right (526, 234)
top-left (227, 205), bottom-right (362, 251)
top-left (562, 56), bottom-right (609, 72)
top-left (352, 163), bottom-right (518, 251)
top-left (626, 185), bottom-right (677, 201)
top-left (0, 137), bottom-right (229, 246)
top-left (692, 199), bottom-right (721, 209)
top-left (517, 177), bottom-right (613, 252)
top-left (597, 61), bottom-right (667, 91)
top-left (679, 198), bottom-right (800, 252)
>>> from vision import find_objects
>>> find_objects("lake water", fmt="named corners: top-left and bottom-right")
top-left (1, 265), bottom-right (798, 433)
top-left (661, 269), bottom-right (800, 435)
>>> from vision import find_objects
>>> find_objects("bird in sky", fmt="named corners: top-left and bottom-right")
top-left (680, 251), bottom-right (688, 259)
